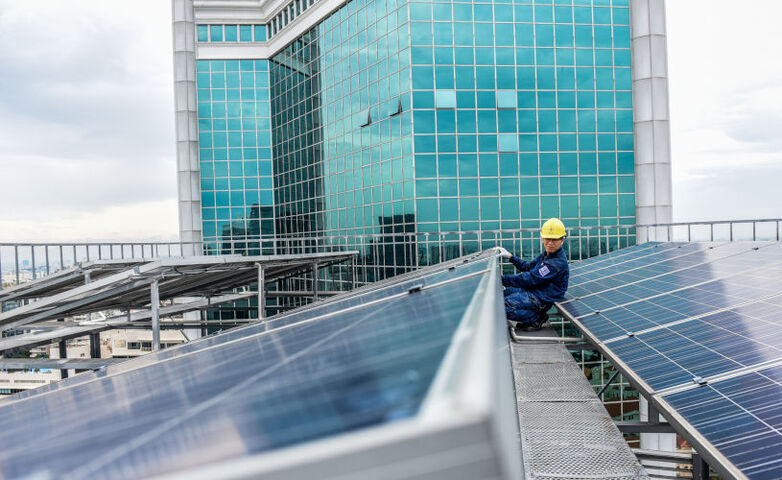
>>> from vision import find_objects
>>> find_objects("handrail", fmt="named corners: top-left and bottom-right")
top-left (2, 218), bottom-right (780, 291)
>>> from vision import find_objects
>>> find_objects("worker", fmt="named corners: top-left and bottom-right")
top-left (495, 218), bottom-right (570, 332)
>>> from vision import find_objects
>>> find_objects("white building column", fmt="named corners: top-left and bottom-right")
top-left (631, 0), bottom-right (673, 243)
top-left (172, 0), bottom-right (202, 256)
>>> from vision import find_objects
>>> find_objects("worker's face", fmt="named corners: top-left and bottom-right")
top-left (542, 237), bottom-right (564, 254)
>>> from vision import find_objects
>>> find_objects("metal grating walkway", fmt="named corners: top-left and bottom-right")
top-left (510, 328), bottom-right (649, 480)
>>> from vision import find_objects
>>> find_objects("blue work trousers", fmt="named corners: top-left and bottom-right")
top-left (503, 287), bottom-right (546, 325)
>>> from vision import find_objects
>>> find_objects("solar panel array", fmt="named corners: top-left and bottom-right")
top-left (0, 254), bottom-right (497, 479)
top-left (559, 242), bottom-right (782, 480)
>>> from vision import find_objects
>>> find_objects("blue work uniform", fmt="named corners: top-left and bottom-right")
top-left (502, 247), bottom-right (569, 325)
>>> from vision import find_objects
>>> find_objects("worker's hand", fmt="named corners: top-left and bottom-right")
top-left (495, 247), bottom-right (512, 259)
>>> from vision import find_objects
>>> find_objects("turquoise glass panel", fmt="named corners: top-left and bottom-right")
top-left (210, 25), bottom-right (223, 42)
top-left (197, 25), bottom-right (208, 42)
top-left (224, 25), bottom-right (238, 42)
top-left (240, 25), bottom-right (252, 41)
top-left (254, 25), bottom-right (266, 41)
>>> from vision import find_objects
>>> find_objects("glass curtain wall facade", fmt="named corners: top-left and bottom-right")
top-left (270, 0), bottom-right (415, 282)
top-left (197, 59), bottom-right (276, 251)
top-left (193, 0), bottom-right (637, 283)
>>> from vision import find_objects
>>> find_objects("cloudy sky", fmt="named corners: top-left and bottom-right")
top-left (0, 1), bottom-right (780, 243)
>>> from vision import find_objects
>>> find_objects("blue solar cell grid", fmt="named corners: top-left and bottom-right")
top-left (568, 242), bottom-right (672, 275)
top-left (0, 264), bottom-right (489, 479)
top-left (4, 256), bottom-right (493, 404)
top-left (565, 243), bottom-right (781, 318)
top-left (572, 262), bottom-right (782, 340)
top-left (608, 297), bottom-right (782, 391)
top-left (568, 243), bottom-right (713, 290)
top-left (663, 364), bottom-right (782, 479)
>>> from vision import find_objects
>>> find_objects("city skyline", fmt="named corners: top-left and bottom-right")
top-left (0, 0), bottom-right (780, 242)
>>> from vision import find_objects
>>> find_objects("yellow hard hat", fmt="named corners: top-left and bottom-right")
top-left (541, 218), bottom-right (566, 239)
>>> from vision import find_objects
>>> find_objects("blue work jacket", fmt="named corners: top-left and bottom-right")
top-left (501, 247), bottom-right (570, 305)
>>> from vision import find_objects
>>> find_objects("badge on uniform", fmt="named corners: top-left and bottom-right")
top-left (538, 265), bottom-right (550, 277)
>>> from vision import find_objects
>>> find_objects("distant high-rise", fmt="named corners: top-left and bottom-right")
top-left (173, 0), bottom-right (672, 270)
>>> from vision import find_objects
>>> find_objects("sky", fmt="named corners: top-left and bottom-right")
top-left (0, 0), bottom-right (780, 243)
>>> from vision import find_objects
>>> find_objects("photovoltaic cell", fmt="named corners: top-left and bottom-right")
top-left (566, 243), bottom-right (780, 316)
top-left (608, 305), bottom-right (782, 391)
top-left (573, 264), bottom-right (782, 340)
top-left (568, 242), bottom-right (676, 274)
top-left (663, 365), bottom-right (782, 479)
top-left (0, 268), bottom-right (486, 479)
top-left (568, 242), bottom-right (715, 288)
top-left (3, 256), bottom-right (493, 404)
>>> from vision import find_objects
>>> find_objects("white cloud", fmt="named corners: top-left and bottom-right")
top-left (0, 0), bottom-right (177, 241)
top-left (667, 0), bottom-right (782, 221)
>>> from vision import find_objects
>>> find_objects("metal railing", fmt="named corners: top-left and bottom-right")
top-left (2, 218), bottom-right (780, 290)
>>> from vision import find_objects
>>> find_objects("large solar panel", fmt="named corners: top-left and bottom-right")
top-left (662, 364), bottom-right (782, 479)
top-left (558, 242), bottom-right (782, 480)
top-left (0, 253), bottom-right (519, 479)
top-left (1, 255), bottom-right (492, 404)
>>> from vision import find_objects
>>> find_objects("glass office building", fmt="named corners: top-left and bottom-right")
top-left (173, 0), bottom-right (672, 278)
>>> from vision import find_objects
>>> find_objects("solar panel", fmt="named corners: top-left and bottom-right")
top-left (565, 242), bottom-right (775, 315)
top-left (0, 254), bottom-right (514, 479)
top-left (568, 242), bottom-right (715, 287)
top-left (607, 305), bottom-right (782, 391)
top-left (567, 241), bottom-right (676, 274)
top-left (2, 256), bottom-right (492, 404)
top-left (661, 364), bottom-right (782, 479)
top-left (557, 242), bottom-right (782, 480)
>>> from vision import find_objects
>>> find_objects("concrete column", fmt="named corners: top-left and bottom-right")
top-left (631, 0), bottom-right (673, 243)
top-left (172, 0), bottom-right (202, 256)
top-left (89, 333), bottom-right (101, 359)
top-left (58, 339), bottom-right (68, 379)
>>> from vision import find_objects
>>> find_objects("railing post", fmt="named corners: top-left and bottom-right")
top-left (752, 221), bottom-right (756, 241)
top-left (730, 222), bottom-right (734, 242)
top-left (256, 263), bottom-right (265, 321)
top-left (31, 246), bottom-right (37, 280)
top-left (710, 223), bottom-right (714, 242)
top-left (45, 246), bottom-right (50, 276)
top-left (151, 279), bottom-right (160, 351)
top-left (312, 262), bottom-right (319, 302)
top-left (687, 224), bottom-right (691, 242)
top-left (14, 245), bottom-right (19, 286)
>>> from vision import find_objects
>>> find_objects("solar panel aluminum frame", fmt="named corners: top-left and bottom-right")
top-left (558, 306), bottom-right (748, 480)
top-left (153, 256), bottom-right (524, 480)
